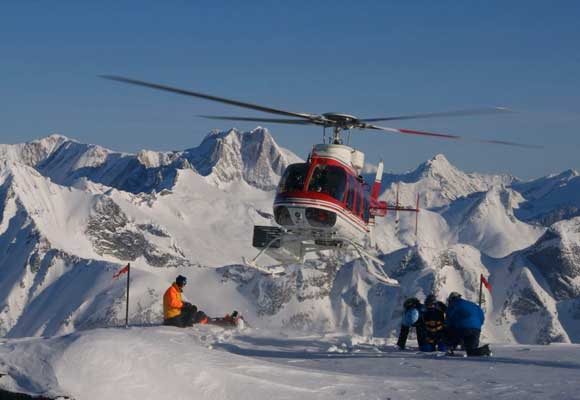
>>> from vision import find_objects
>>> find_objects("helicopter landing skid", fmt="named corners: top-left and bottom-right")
top-left (343, 239), bottom-right (399, 286)
top-left (243, 231), bottom-right (399, 285)
top-left (241, 257), bottom-right (286, 275)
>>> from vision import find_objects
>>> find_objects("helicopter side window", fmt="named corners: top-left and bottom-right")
top-left (307, 164), bottom-right (346, 201)
top-left (346, 175), bottom-right (356, 210)
top-left (278, 163), bottom-right (309, 193)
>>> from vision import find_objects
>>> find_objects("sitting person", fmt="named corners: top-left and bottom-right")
top-left (163, 275), bottom-right (207, 327)
top-left (420, 294), bottom-right (447, 352)
top-left (397, 297), bottom-right (426, 350)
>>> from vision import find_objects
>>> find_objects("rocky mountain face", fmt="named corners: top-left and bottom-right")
top-left (0, 132), bottom-right (579, 344)
top-left (35, 127), bottom-right (301, 193)
top-left (184, 128), bottom-right (301, 190)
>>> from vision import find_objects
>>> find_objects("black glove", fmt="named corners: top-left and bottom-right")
top-left (182, 302), bottom-right (193, 310)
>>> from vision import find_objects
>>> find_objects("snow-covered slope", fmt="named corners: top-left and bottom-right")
top-left (0, 133), bottom-right (578, 346)
top-left (443, 185), bottom-right (545, 257)
top-left (2, 326), bottom-right (580, 400)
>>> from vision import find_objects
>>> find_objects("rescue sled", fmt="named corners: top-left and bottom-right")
top-left (199, 311), bottom-right (246, 329)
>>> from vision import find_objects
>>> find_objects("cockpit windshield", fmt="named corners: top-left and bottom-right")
top-left (277, 163), bottom-right (309, 193)
top-left (307, 164), bottom-right (347, 201)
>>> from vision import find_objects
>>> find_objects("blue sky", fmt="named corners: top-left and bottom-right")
top-left (1, 1), bottom-right (579, 179)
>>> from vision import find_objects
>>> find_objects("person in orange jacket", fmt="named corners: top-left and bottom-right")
top-left (163, 275), bottom-right (206, 327)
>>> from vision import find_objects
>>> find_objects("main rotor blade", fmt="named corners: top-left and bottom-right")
top-left (361, 107), bottom-right (513, 123)
top-left (364, 124), bottom-right (542, 148)
top-left (100, 75), bottom-right (317, 121)
top-left (199, 115), bottom-right (316, 125)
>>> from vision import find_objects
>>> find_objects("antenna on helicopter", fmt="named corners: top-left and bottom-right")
top-left (395, 183), bottom-right (401, 234)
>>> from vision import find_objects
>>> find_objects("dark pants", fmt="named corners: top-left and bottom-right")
top-left (446, 328), bottom-right (481, 355)
top-left (397, 324), bottom-right (427, 349)
top-left (164, 304), bottom-right (198, 328)
top-left (421, 329), bottom-right (447, 352)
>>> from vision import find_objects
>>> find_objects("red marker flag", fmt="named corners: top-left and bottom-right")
top-left (480, 274), bottom-right (492, 291)
top-left (113, 264), bottom-right (130, 279)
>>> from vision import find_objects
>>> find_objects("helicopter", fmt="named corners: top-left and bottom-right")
top-left (101, 75), bottom-right (538, 284)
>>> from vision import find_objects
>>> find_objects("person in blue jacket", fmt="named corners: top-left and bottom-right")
top-left (445, 292), bottom-right (491, 356)
top-left (396, 297), bottom-right (426, 350)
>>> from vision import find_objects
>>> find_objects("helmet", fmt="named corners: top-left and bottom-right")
top-left (447, 292), bottom-right (461, 302)
top-left (425, 294), bottom-right (437, 305)
top-left (176, 275), bottom-right (187, 286)
top-left (403, 308), bottom-right (420, 327)
top-left (403, 297), bottom-right (420, 309)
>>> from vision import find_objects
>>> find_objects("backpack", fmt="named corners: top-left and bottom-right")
top-left (422, 301), bottom-right (446, 333)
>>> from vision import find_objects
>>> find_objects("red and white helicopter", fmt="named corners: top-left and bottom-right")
top-left (102, 75), bottom-right (538, 284)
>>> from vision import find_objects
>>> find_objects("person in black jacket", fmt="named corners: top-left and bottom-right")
top-left (397, 297), bottom-right (426, 350)
top-left (420, 294), bottom-right (447, 352)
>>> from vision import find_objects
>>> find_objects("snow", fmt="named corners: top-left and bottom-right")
top-left (1, 132), bottom-right (579, 398)
top-left (1, 326), bottom-right (580, 400)
top-left (443, 186), bottom-right (545, 257)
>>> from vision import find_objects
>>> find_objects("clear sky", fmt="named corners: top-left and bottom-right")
top-left (1, 1), bottom-right (579, 179)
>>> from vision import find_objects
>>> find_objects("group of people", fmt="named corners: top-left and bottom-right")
top-left (397, 292), bottom-right (491, 356)
top-left (163, 276), bottom-right (489, 357)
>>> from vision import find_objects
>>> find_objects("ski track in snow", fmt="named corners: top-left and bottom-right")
top-left (1, 326), bottom-right (580, 400)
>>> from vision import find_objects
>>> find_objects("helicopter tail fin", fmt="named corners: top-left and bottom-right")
top-left (371, 160), bottom-right (384, 201)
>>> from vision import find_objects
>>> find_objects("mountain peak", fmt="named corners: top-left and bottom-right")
top-left (424, 153), bottom-right (453, 170)
top-left (411, 153), bottom-right (459, 181)
top-left (431, 153), bottom-right (450, 163)
top-left (43, 133), bottom-right (70, 142)
top-left (0, 134), bottom-right (71, 168)
top-left (183, 127), bottom-right (299, 190)
top-left (201, 128), bottom-right (240, 144)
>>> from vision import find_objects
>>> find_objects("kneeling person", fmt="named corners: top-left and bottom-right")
top-left (163, 275), bottom-right (207, 327)
top-left (421, 294), bottom-right (447, 352)
top-left (445, 292), bottom-right (490, 356)
top-left (397, 297), bottom-right (426, 350)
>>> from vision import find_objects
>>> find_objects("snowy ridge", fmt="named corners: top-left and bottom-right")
top-left (0, 134), bottom-right (68, 167)
top-left (513, 169), bottom-right (580, 225)
top-left (443, 185), bottom-right (545, 257)
top-left (33, 127), bottom-right (301, 193)
top-left (381, 154), bottom-right (516, 209)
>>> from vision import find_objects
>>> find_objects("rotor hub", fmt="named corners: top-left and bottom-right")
top-left (321, 113), bottom-right (361, 143)
top-left (322, 113), bottom-right (360, 128)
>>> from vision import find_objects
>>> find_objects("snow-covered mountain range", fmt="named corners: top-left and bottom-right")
top-left (0, 131), bottom-right (578, 344)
